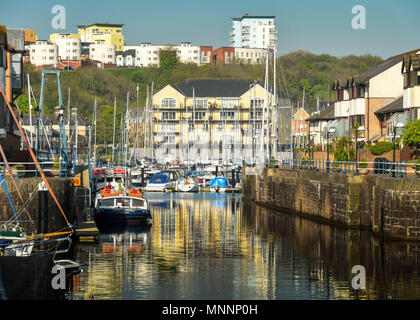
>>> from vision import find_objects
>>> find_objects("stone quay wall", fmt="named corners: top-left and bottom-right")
top-left (0, 177), bottom-right (76, 234)
top-left (243, 168), bottom-right (420, 241)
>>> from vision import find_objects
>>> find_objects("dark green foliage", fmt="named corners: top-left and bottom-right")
top-left (369, 141), bottom-right (394, 155)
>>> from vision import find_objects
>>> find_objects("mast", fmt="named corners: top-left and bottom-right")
top-left (93, 96), bottom-right (97, 166)
top-left (144, 84), bottom-right (149, 160)
top-left (272, 47), bottom-right (278, 160)
top-left (112, 96), bottom-right (116, 164)
top-left (75, 106), bottom-right (78, 166)
top-left (27, 74), bottom-right (33, 148)
top-left (150, 81), bottom-right (154, 161)
top-left (262, 50), bottom-right (269, 163)
top-left (67, 87), bottom-right (71, 145)
top-left (135, 85), bottom-right (139, 165)
top-left (125, 90), bottom-right (129, 166)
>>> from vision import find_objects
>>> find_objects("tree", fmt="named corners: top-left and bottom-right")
top-left (401, 119), bottom-right (420, 157)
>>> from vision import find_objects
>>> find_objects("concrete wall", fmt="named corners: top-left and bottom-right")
top-left (243, 168), bottom-right (420, 241)
top-left (0, 177), bottom-right (76, 235)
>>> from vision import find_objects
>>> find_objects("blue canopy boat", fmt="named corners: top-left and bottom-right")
top-left (144, 174), bottom-right (175, 192)
top-left (209, 177), bottom-right (229, 193)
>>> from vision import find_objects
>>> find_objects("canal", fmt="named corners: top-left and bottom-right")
top-left (69, 192), bottom-right (420, 300)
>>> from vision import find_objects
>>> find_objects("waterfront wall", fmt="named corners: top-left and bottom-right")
top-left (243, 168), bottom-right (420, 241)
top-left (0, 177), bottom-right (76, 234)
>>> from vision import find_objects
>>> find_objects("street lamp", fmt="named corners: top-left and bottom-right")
top-left (327, 128), bottom-right (335, 172)
top-left (34, 106), bottom-right (41, 177)
top-left (309, 131), bottom-right (316, 160)
top-left (355, 126), bottom-right (365, 175)
top-left (392, 122), bottom-right (404, 177)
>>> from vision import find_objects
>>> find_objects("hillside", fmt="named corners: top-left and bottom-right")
top-left (16, 50), bottom-right (383, 144)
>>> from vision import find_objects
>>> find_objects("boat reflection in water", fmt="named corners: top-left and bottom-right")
top-left (72, 193), bottom-right (420, 300)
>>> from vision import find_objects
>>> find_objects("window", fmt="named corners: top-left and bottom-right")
top-left (221, 99), bottom-right (238, 108)
top-left (220, 111), bottom-right (235, 120)
top-left (162, 111), bottom-right (176, 120)
top-left (193, 99), bottom-right (207, 109)
top-left (161, 98), bottom-right (176, 108)
top-left (189, 123), bottom-right (195, 131)
top-left (194, 112), bottom-right (206, 120)
top-left (250, 98), bottom-right (264, 108)
top-left (98, 198), bottom-right (114, 207)
top-left (132, 199), bottom-right (145, 208)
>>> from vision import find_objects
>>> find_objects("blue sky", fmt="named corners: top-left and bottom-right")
top-left (2, 0), bottom-right (419, 58)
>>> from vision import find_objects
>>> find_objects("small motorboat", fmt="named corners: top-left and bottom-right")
top-left (93, 186), bottom-right (152, 226)
top-left (176, 178), bottom-right (199, 192)
top-left (209, 176), bottom-right (229, 193)
top-left (143, 174), bottom-right (175, 192)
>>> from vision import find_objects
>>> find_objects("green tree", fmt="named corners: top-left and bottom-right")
top-left (401, 119), bottom-right (420, 156)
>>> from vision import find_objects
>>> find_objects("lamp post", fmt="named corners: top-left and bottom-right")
top-left (34, 106), bottom-right (41, 177)
top-left (392, 122), bottom-right (404, 177)
top-left (309, 131), bottom-right (316, 160)
top-left (327, 128), bottom-right (335, 172)
top-left (355, 126), bottom-right (365, 175)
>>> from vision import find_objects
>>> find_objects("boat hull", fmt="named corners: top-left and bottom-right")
top-left (144, 182), bottom-right (175, 192)
top-left (94, 208), bottom-right (152, 226)
top-left (177, 183), bottom-right (199, 192)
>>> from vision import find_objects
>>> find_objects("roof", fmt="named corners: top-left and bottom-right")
top-left (77, 23), bottom-right (124, 29)
top-left (306, 104), bottom-right (335, 122)
top-left (374, 96), bottom-right (404, 115)
top-left (116, 49), bottom-right (136, 57)
top-left (232, 15), bottom-right (275, 21)
top-left (173, 79), bottom-right (264, 98)
top-left (334, 48), bottom-right (420, 88)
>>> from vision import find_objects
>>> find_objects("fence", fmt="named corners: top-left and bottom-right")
top-left (264, 158), bottom-right (419, 178)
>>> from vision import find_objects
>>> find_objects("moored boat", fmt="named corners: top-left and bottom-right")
top-left (144, 174), bottom-right (175, 192)
top-left (176, 178), bottom-right (199, 192)
top-left (209, 176), bottom-right (229, 193)
top-left (94, 186), bottom-right (152, 227)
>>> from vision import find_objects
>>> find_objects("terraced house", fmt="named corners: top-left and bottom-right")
top-left (331, 48), bottom-right (420, 144)
top-left (152, 79), bottom-right (290, 164)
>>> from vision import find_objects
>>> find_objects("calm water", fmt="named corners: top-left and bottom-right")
top-left (69, 192), bottom-right (420, 300)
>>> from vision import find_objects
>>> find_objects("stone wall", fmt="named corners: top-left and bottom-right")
top-left (243, 168), bottom-right (420, 241)
top-left (0, 177), bottom-right (76, 234)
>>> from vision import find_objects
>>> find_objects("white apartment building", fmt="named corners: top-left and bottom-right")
top-left (28, 40), bottom-right (58, 67)
top-left (116, 49), bottom-right (136, 67)
top-left (176, 42), bottom-right (201, 65)
top-left (234, 47), bottom-right (268, 64)
top-left (230, 14), bottom-right (277, 50)
top-left (131, 42), bottom-right (202, 67)
top-left (51, 34), bottom-right (81, 61)
top-left (89, 43), bottom-right (116, 64)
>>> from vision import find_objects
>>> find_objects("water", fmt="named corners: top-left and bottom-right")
top-left (69, 192), bottom-right (420, 300)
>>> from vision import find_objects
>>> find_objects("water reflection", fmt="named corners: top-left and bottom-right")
top-left (70, 193), bottom-right (420, 300)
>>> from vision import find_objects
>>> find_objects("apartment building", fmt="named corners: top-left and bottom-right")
top-left (50, 33), bottom-right (81, 61)
top-left (116, 49), bottom-right (136, 67)
top-left (230, 14), bottom-right (277, 50)
top-left (28, 40), bottom-right (58, 67)
top-left (152, 78), bottom-right (287, 164)
top-left (77, 23), bottom-right (124, 51)
top-left (292, 107), bottom-right (310, 147)
top-left (176, 42), bottom-right (201, 65)
top-left (234, 47), bottom-right (267, 64)
top-left (200, 46), bottom-right (213, 64)
top-left (89, 43), bottom-right (116, 64)
top-left (212, 47), bottom-right (235, 65)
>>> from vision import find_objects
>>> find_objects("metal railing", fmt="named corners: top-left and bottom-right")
top-left (262, 158), bottom-right (419, 178)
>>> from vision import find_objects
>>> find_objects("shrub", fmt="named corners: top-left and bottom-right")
top-left (359, 158), bottom-right (368, 168)
top-left (369, 141), bottom-right (394, 155)
top-left (52, 157), bottom-right (60, 170)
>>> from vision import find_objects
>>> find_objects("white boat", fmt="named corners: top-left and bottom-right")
top-left (144, 174), bottom-right (176, 192)
top-left (176, 178), bottom-right (199, 192)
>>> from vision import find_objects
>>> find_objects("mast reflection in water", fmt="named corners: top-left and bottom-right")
top-left (71, 193), bottom-right (420, 300)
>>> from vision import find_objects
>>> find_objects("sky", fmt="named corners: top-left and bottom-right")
top-left (1, 0), bottom-right (420, 58)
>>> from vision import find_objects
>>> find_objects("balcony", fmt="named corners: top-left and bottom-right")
top-left (349, 98), bottom-right (365, 116)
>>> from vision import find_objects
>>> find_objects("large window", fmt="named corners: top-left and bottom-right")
top-left (250, 98), bottom-right (264, 108)
top-left (193, 99), bottom-right (208, 108)
top-left (161, 98), bottom-right (177, 108)
top-left (162, 111), bottom-right (176, 120)
top-left (220, 111), bottom-right (235, 120)
top-left (194, 112), bottom-right (206, 120)
top-left (221, 99), bottom-right (238, 108)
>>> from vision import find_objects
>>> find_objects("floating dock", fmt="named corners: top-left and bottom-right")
top-left (74, 221), bottom-right (99, 242)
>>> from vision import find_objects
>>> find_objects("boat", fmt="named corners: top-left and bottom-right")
top-left (144, 174), bottom-right (176, 192)
top-left (209, 176), bottom-right (229, 193)
top-left (93, 186), bottom-right (152, 227)
top-left (176, 177), bottom-right (199, 192)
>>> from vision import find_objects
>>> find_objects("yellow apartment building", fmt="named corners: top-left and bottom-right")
top-left (152, 78), bottom-right (288, 165)
top-left (77, 23), bottom-right (124, 51)
top-left (49, 32), bottom-right (80, 42)
top-left (24, 29), bottom-right (37, 43)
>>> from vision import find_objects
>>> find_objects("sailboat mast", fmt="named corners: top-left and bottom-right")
top-left (112, 96), bottom-right (116, 164)
top-left (93, 96), bottom-right (97, 166)
top-left (27, 74), bottom-right (33, 148)
top-left (125, 90), bottom-right (129, 166)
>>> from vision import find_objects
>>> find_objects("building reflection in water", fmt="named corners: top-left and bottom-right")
top-left (71, 193), bottom-right (420, 300)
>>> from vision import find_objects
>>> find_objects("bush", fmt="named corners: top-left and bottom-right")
top-left (369, 141), bottom-right (394, 155)
top-left (359, 158), bottom-right (368, 168)
top-left (52, 157), bottom-right (60, 170)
